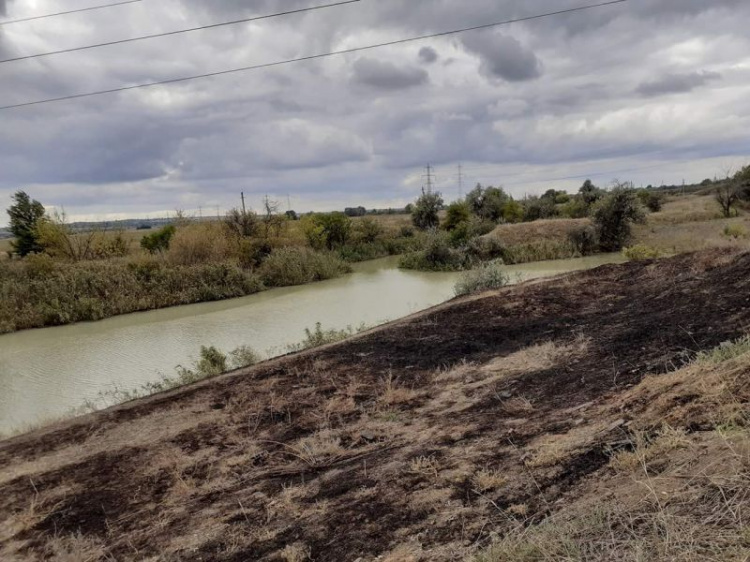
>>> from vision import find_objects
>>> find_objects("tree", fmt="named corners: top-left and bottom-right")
top-left (637, 190), bottom-right (665, 213)
top-left (411, 191), bottom-right (443, 230)
top-left (466, 185), bottom-right (509, 222)
top-left (502, 199), bottom-right (525, 223)
top-left (715, 183), bottom-right (740, 218)
top-left (7, 191), bottom-right (45, 256)
top-left (141, 225), bottom-right (176, 254)
top-left (593, 185), bottom-right (646, 251)
top-left (579, 179), bottom-right (603, 207)
top-left (444, 201), bottom-right (471, 231)
top-left (304, 212), bottom-right (352, 250)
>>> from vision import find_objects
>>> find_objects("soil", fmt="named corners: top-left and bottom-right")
top-left (2, 249), bottom-right (750, 561)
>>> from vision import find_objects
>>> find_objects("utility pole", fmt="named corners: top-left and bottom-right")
top-left (287, 194), bottom-right (292, 212)
top-left (241, 192), bottom-right (247, 215)
top-left (458, 163), bottom-right (464, 199)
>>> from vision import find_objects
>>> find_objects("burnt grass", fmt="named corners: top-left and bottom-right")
top-left (2, 249), bottom-right (750, 561)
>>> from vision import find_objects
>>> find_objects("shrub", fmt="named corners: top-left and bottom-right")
top-left (466, 185), bottom-right (509, 222)
top-left (568, 225), bottom-right (600, 255)
top-left (723, 224), bottom-right (748, 239)
top-left (411, 191), bottom-right (444, 230)
top-left (165, 223), bottom-right (234, 266)
top-left (258, 247), bottom-right (351, 287)
top-left (287, 322), bottom-right (359, 352)
top-left (399, 231), bottom-right (468, 271)
top-left (455, 260), bottom-right (509, 296)
top-left (593, 187), bottom-right (646, 251)
top-left (623, 244), bottom-right (661, 261)
top-left (141, 225), bottom-right (176, 254)
top-left (303, 213), bottom-right (352, 250)
top-left (444, 201), bottom-right (471, 231)
top-left (353, 217), bottom-right (383, 244)
top-left (638, 190), bottom-right (665, 213)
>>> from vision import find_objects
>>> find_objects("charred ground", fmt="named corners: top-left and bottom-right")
top-left (1, 249), bottom-right (750, 561)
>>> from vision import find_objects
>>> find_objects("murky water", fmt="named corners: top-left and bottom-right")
top-left (0, 254), bottom-right (625, 434)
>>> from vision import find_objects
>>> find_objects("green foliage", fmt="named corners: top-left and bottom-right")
top-left (579, 179), bottom-right (604, 206)
top-left (7, 191), bottom-right (45, 257)
top-left (0, 258), bottom-right (265, 333)
top-left (454, 260), bottom-right (509, 296)
top-left (723, 224), bottom-right (748, 239)
top-left (623, 244), bottom-right (661, 261)
top-left (466, 185), bottom-right (509, 222)
top-left (502, 199), bottom-right (525, 223)
top-left (258, 247), bottom-right (351, 287)
top-left (695, 336), bottom-right (750, 364)
top-left (522, 196), bottom-right (558, 221)
top-left (304, 212), bottom-right (352, 250)
top-left (637, 190), bottom-right (665, 213)
top-left (141, 225), bottom-right (176, 254)
top-left (568, 225), bottom-right (600, 255)
top-left (287, 322), bottom-right (362, 352)
top-left (560, 198), bottom-right (590, 219)
top-left (444, 201), bottom-right (471, 231)
top-left (399, 230), bottom-right (468, 271)
top-left (354, 217), bottom-right (383, 244)
top-left (412, 191), bottom-right (444, 230)
top-left (499, 240), bottom-right (580, 264)
top-left (593, 187), bottom-right (646, 252)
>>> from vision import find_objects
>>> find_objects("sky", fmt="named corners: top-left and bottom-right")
top-left (0, 0), bottom-right (749, 224)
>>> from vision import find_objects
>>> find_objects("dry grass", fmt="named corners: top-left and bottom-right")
top-left (647, 194), bottom-right (724, 225)
top-left (488, 219), bottom-right (591, 246)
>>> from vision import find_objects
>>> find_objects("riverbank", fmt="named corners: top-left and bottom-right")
top-left (0, 254), bottom-right (624, 435)
top-left (1, 248), bottom-right (749, 560)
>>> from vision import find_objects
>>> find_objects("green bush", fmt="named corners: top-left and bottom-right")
top-left (723, 224), bottom-right (748, 239)
top-left (258, 247), bottom-right (351, 287)
top-left (454, 260), bottom-right (509, 296)
top-left (140, 225), bottom-right (176, 254)
top-left (0, 258), bottom-right (264, 333)
top-left (593, 187), bottom-right (646, 251)
top-left (399, 231), bottom-right (468, 271)
top-left (568, 225), bottom-right (600, 255)
top-left (623, 244), bottom-right (661, 261)
top-left (303, 212), bottom-right (352, 250)
top-left (411, 192), bottom-right (444, 230)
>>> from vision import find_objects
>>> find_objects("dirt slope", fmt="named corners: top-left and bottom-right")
top-left (2, 249), bottom-right (750, 561)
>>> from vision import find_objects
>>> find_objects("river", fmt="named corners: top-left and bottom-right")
top-left (0, 254), bottom-right (625, 434)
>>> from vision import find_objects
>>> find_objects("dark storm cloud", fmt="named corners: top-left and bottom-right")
top-left (636, 71), bottom-right (722, 97)
top-left (418, 46), bottom-right (438, 64)
top-left (352, 58), bottom-right (429, 90)
top-left (461, 32), bottom-right (541, 82)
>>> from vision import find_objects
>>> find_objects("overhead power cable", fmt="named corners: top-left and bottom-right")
top-left (0, 0), bottom-right (362, 64)
top-left (0, 0), bottom-right (629, 111)
top-left (0, 0), bottom-right (143, 27)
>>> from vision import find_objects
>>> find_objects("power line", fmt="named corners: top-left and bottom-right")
top-left (0, 0), bottom-right (362, 65)
top-left (0, 0), bottom-right (143, 27)
top-left (0, 0), bottom-right (629, 111)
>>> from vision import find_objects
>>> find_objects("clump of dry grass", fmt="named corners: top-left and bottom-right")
top-left (44, 533), bottom-right (106, 562)
top-left (379, 372), bottom-right (419, 406)
top-left (409, 455), bottom-right (440, 478)
top-left (472, 468), bottom-right (508, 492)
top-left (290, 429), bottom-right (345, 466)
top-left (610, 425), bottom-right (690, 473)
top-left (481, 337), bottom-right (590, 381)
top-left (280, 542), bottom-right (311, 562)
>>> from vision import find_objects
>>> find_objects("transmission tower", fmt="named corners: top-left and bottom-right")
top-left (423, 164), bottom-right (434, 194)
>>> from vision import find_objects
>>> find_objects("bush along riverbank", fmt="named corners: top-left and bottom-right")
top-left (0, 248), bottom-right (351, 333)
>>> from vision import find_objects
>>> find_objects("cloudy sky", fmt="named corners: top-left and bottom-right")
top-left (0, 0), bottom-right (748, 223)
